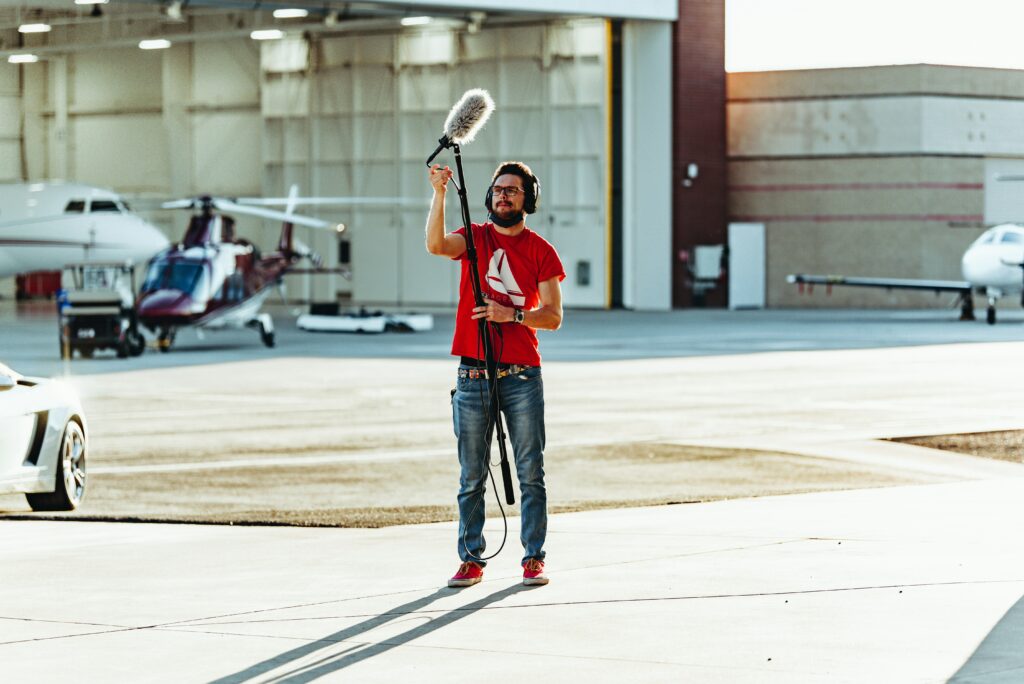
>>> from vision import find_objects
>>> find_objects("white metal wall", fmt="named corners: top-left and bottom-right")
top-left (0, 64), bottom-right (21, 182)
top-left (260, 20), bottom-right (610, 307)
top-left (621, 20), bottom-right (671, 311)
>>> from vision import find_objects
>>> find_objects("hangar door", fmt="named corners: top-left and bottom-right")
top-left (260, 19), bottom-right (610, 308)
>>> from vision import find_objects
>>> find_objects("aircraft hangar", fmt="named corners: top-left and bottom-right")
top-left (0, 0), bottom-right (726, 312)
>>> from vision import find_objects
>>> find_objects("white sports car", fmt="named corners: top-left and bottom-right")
top-left (0, 362), bottom-right (87, 511)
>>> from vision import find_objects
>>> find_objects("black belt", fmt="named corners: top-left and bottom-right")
top-left (459, 356), bottom-right (534, 380)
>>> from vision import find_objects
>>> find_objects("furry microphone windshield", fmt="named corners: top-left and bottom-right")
top-left (425, 89), bottom-right (496, 166)
top-left (443, 89), bottom-right (495, 144)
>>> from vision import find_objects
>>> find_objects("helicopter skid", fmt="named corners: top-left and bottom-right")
top-left (297, 312), bottom-right (433, 334)
top-left (195, 288), bottom-right (273, 331)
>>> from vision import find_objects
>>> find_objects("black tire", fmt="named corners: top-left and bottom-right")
top-left (127, 329), bottom-right (145, 357)
top-left (116, 343), bottom-right (129, 359)
top-left (987, 307), bottom-right (996, 325)
top-left (26, 421), bottom-right (86, 512)
top-left (158, 328), bottom-right (174, 353)
top-left (259, 320), bottom-right (275, 348)
top-left (78, 347), bottom-right (94, 359)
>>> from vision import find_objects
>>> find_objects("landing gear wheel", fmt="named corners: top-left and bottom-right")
top-left (256, 313), bottom-right (275, 348)
top-left (261, 324), bottom-right (275, 348)
top-left (126, 329), bottom-right (145, 357)
top-left (26, 421), bottom-right (86, 511)
top-left (987, 306), bottom-right (996, 325)
top-left (158, 328), bottom-right (175, 353)
top-left (958, 293), bottom-right (975, 321)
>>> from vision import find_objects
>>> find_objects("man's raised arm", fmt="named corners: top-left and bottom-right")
top-left (425, 164), bottom-right (467, 258)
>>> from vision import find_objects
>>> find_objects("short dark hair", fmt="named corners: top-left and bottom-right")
top-left (486, 160), bottom-right (540, 214)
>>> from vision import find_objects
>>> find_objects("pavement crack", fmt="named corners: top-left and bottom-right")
top-left (155, 627), bottom-right (786, 672)
top-left (0, 616), bottom-right (128, 629)
top-left (178, 578), bottom-right (1024, 627)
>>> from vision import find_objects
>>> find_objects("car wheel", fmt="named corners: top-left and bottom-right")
top-left (26, 421), bottom-right (86, 512)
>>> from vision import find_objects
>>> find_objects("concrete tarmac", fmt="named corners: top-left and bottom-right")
top-left (2, 478), bottom-right (1023, 682)
top-left (2, 303), bottom-right (1024, 680)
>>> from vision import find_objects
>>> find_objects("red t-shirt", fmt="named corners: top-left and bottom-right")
top-left (450, 222), bottom-right (565, 366)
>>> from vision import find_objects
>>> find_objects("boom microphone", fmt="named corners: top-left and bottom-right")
top-left (425, 89), bottom-right (495, 166)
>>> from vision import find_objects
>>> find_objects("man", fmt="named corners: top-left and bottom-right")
top-left (426, 160), bottom-right (565, 588)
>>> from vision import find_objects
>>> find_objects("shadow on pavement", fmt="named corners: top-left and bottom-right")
top-left (949, 593), bottom-right (1024, 683)
top-left (209, 583), bottom-right (529, 683)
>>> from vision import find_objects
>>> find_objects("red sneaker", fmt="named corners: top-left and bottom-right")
top-left (448, 561), bottom-right (484, 588)
top-left (522, 558), bottom-right (548, 586)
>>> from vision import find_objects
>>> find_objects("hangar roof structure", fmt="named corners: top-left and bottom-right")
top-left (0, 0), bottom-right (677, 59)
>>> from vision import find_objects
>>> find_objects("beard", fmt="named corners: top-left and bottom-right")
top-left (489, 210), bottom-right (524, 228)
top-left (489, 201), bottom-right (523, 228)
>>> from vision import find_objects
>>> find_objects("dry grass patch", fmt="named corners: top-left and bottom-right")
top-left (892, 430), bottom-right (1024, 464)
top-left (0, 442), bottom-right (940, 526)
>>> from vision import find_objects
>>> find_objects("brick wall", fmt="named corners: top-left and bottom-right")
top-left (672, 0), bottom-right (728, 307)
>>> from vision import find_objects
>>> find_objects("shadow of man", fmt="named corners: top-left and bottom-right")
top-left (210, 583), bottom-right (529, 683)
top-left (948, 592), bottom-right (1024, 683)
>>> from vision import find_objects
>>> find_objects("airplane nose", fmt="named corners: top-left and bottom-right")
top-left (132, 222), bottom-right (170, 266)
top-left (961, 245), bottom-right (985, 282)
top-left (144, 226), bottom-right (170, 256)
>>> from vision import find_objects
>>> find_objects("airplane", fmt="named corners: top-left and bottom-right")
top-left (135, 191), bottom-right (345, 350)
top-left (788, 223), bottom-right (1024, 325)
top-left (0, 181), bottom-right (169, 279)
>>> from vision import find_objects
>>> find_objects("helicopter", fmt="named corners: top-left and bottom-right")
top-left (135, 191), bottom-right (343, 351)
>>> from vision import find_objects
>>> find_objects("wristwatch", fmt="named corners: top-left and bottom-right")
top-left (513, 308), bottom-right (525, 324)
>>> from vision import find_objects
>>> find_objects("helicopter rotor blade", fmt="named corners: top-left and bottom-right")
top-left (286, 184), bottom-right (299, 216)
top-left (161, 198), bottom-right (197, 210)
top-left (211, 199), bottom-right (333, 229)
top-left (235, 196), bottom-right (428, 207)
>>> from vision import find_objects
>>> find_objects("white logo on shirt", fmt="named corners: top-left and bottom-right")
top-left (486, 248), bottom-right (525, 307)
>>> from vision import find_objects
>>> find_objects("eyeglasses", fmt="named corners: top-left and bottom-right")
top-left (491, 185), bottom-right (523, 198)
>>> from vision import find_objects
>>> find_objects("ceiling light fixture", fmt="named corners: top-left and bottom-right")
top-left (19, 23), bottom-right (52, 33)
top-left (139, 39), bottom-right (172, 50)
top-left (401, 16), bottom-right (432, 27)
top-left (273, 8), bottom-right (308, 19)
top-left (165, 0), bottom-right (184, 21)
top-left (8, 54), bottom-right (39, 64)
top-left (468, 11), bottom-right (486, 34)
top-left (250, 29), bottom-right (285, 40)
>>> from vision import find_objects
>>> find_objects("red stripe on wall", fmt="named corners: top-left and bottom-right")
top-left (732, 214), bottom-right (984, 223)
top-left (730, 182), bottom-right (983, 192)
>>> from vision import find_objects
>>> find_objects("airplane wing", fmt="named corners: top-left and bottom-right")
top-left (787, 274), bottom-right (973, 294)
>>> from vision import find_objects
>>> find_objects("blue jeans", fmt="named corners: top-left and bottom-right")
top-left (453, 364), bottom-right (547, 566)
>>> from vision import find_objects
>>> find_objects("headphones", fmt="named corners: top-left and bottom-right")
top-left (484, 163), bottom-right (541, 215)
